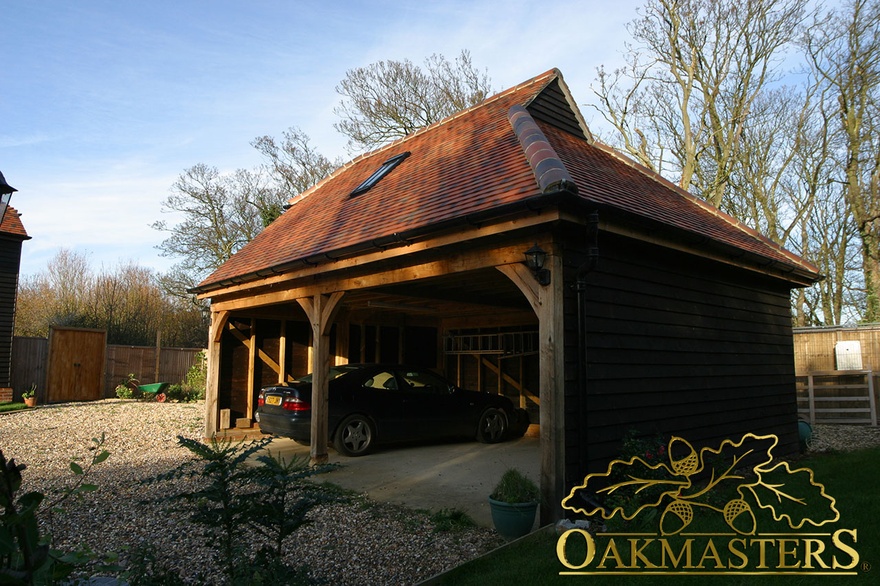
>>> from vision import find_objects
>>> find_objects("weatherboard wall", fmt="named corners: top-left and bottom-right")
top-left (0, 237), bottom-right (24, 389)
top-left (562, 232), bottom-right (800, 488)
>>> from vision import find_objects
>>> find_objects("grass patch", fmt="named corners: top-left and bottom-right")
top-left (432, 447), bottom-right (878, 585)
top-left (430, 508), bottom-right (478, 533)
top-left (0, 402), bottom-right (28, 413)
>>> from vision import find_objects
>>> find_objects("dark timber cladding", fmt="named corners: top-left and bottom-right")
top-left (563, 232), bottom-right (799, 486)
top-left (0, 238), bottom-right (23, 388)
top-left (526, 79), bottom-right (589, 140)
top-left (0, 206), bottom-right (29, 392)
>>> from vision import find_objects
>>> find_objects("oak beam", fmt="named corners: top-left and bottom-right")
top-left (197, 210), bottom-right (563, 301)
top-left (208, 243), bottom-right (538, 313)
top-left (246, 319), bottom-right (256, 420)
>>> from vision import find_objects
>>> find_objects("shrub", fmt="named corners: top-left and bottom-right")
top-left (165, 352), bottom-right (207, 402)
top-left (115, 373), bottom-right (139, 399)
top-left (164, 383), bottom-right (201, 403)
top-left (614, 429), bottom-right (665, 463)
top-left (143, 436), bottom-right (337, 584)
top-left (183, 351), bottom-right (206, 399)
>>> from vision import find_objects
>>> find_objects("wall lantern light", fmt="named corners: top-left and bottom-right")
top-left (0, 171), bottom-right (17, 227)
top-left (524, 243), bottom-right (551, 286)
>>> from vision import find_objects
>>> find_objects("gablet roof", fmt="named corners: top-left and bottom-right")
top-left (195, 69), bottom-right (819, 292)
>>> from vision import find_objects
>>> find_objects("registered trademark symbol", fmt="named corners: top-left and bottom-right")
top-left (862, 561), bottom-right (871, 572)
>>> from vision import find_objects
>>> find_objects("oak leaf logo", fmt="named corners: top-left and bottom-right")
top-left (561, 433), bottom-right (839, 535)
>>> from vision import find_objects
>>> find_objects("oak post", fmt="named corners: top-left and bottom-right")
top-left (204, 310), bottom-right (229, 438)
top-left (297, 292), bottom-right (345, 465)
top-left (498, 254), bottom-right (565, 525)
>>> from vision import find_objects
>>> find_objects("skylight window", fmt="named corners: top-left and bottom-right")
top-left (350, 152), bottom-right (410, 196)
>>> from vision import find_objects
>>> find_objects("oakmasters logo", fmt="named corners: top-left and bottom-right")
top-left (557, 433), bottom-right (863, 576)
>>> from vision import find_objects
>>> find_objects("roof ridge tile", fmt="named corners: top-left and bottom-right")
top-left (508, 105), bottom-right (576, 194)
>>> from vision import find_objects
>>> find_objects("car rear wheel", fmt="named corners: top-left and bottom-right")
top-left (476, 408), bottom-right (507, 443)
top-left (334, 414), bottom-right (375, 456)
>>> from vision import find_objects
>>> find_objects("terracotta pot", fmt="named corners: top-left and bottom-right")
top-left (24, 397), bottom-right (37, 408)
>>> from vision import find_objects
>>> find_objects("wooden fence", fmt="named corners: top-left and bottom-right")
top-left (793, 325), bottom-right (880, 426)
top-left (796, 371), bottom-right (877, 426)
top-left (793, 324), bottom-right (880, 371)
top-left (104, 345), bottom-right (205, 395)
top-left (10, 336), bottom-right (205, 402)
top-left (10, 337), bottom-right (47, 401)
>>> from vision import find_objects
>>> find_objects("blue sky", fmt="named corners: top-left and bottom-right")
top-left (2, 0), bottom-right (643, 278)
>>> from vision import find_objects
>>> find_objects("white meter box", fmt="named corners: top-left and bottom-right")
top-left (834, 340), bottom-right (863, 370)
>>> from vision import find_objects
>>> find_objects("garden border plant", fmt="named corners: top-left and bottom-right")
top-left (1, 434), bottom-right (116, 584)
top-left (138, 435), bottom-right (340, 585)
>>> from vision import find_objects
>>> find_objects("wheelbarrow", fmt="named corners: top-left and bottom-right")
top-left (137, 382), bottom-right (170, 402)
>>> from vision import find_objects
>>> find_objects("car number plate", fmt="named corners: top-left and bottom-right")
top-left (266, 395), bottom-right (282, 406)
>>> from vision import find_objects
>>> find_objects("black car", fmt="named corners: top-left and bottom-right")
top-left (255, 364), bottom-right (528, 456)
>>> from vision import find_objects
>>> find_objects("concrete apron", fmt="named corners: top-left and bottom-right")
top-left (262, 436), bottom-right (541, 528)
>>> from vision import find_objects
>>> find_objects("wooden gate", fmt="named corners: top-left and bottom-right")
top-left (46, 327), bottom-right (106, 403)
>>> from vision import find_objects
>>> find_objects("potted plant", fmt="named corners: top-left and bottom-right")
top-left (22, 385), bottom-right (37, 408)
top-left (488, 468), bottom-right (540, 540)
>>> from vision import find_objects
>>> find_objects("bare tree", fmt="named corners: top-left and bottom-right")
top-left (152, 164), bottom-right (279, 287)
top-left (13, 249), bottom-right (93, 336)
top-left (14, 252), bottom-right (206, 346)
top-left (592, 0), bottom-right (810, 207)
top-left (586, 0), bottom-right (880, 322)
top-left (154, 51), bottom-right (489, 302)
top-left (251, 126), bottom-right (341, 207)
top-left (806, 0), bottom-right (880, 321)
top-left (334, 50), bottom-right (492, 152)
top-left (727, 85), bottom-right (815, 246)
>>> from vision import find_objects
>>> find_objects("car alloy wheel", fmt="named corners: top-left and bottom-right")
top-left (334, 414), bottom-right (375, 456)
top-left (476, 408), bottom-right (507, 443)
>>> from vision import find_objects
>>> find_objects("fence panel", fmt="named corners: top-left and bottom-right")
top-left (796, 371), bottom-right (878, 426)
top-left (10, 336), bottom-right (204, 401)
top-left (10, 337), bottom-right (48, 402)
top-left (793, 326), bottom-right (880, 372)
top-left (104, 345), bottom-right (204, 396)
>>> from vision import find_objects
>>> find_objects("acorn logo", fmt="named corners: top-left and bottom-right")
top-left (561, 433), bottom-right (840, 535)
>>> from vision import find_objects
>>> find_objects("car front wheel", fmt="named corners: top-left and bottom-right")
top-left (476, 408), bottom-right (507, 443)
top-left (334, 414), bottom-right (375, 456)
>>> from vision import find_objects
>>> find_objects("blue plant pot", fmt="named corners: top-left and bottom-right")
top-left (488, 497), bottom-right (538, 540)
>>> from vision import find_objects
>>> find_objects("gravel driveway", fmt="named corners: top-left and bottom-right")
top-left (5, 400), bottom-right (876, 584)
top-left (1, 400), bottom-right (501, 584)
